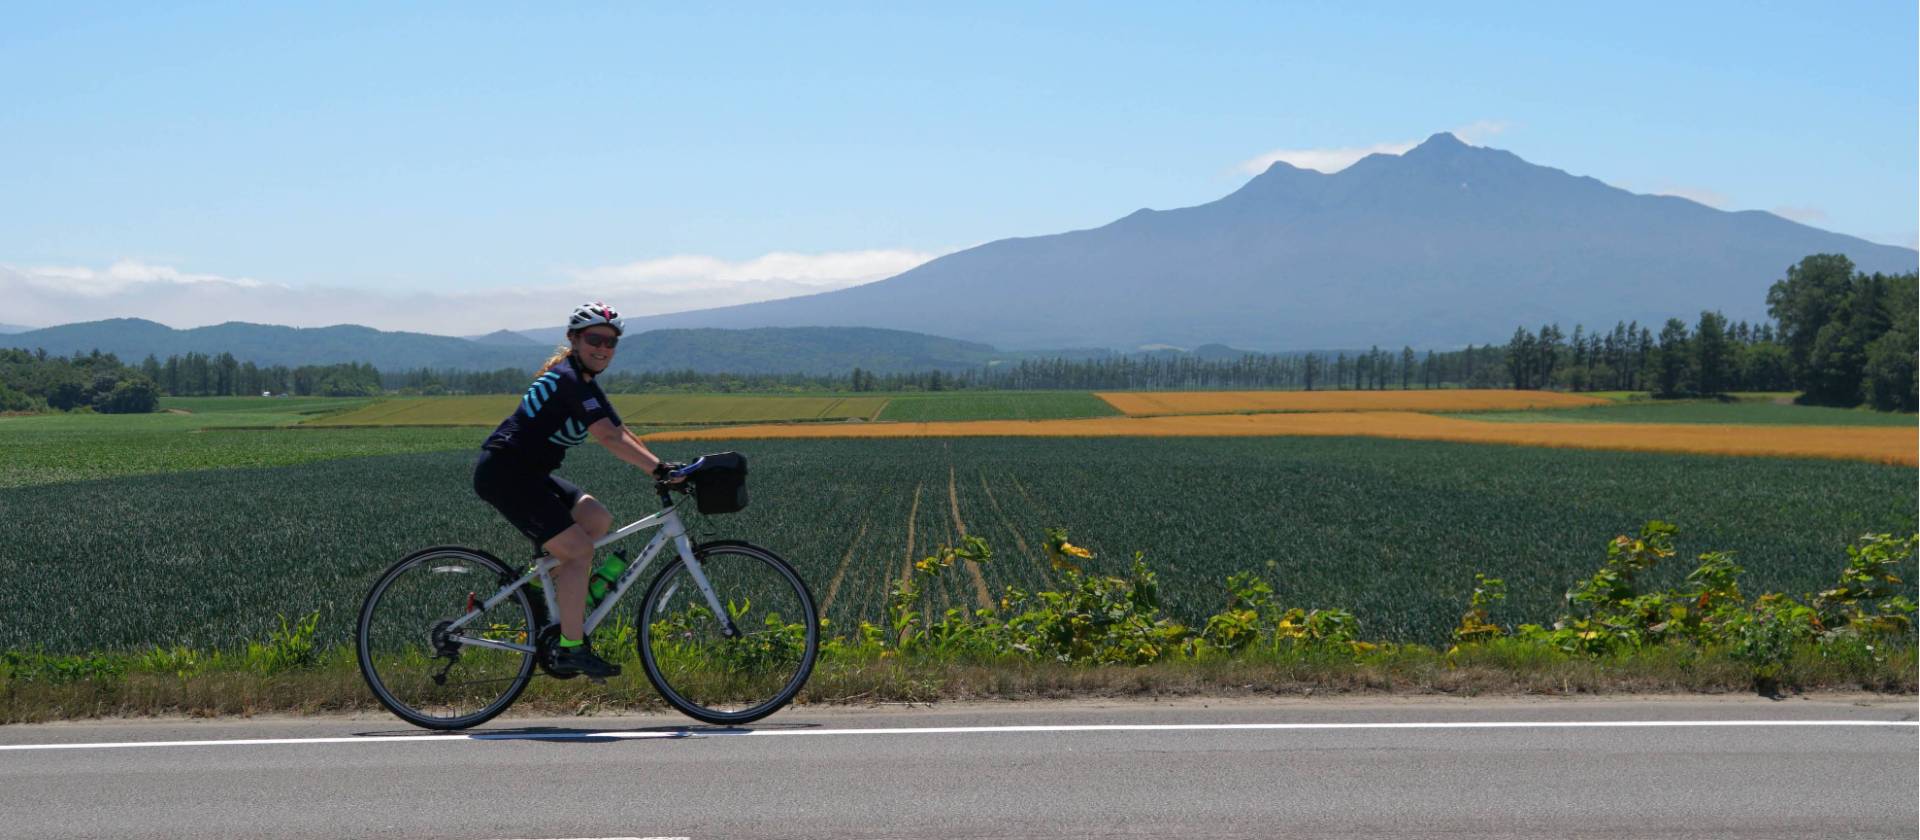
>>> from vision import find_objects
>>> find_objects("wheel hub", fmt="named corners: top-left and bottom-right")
top-left (428, 620), bottom-right (462, 658)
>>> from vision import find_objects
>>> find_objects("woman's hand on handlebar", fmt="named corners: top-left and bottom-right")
top-left (653, 460), bottom-right (689, 487)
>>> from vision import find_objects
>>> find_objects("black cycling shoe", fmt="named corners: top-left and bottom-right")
top-left (548, 643), bottom-right (621, 679)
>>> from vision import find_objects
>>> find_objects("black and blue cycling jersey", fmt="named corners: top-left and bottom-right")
top-left (480, 357), bottom-right (623, 474)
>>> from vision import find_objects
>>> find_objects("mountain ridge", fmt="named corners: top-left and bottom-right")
top-left (2, 319), bottom-right (1022, 375)
top-left (606, 132), bottom-right (1916, 350)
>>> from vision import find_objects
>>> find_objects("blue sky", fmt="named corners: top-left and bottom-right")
top-left (2, 1), bottom-right (1913, 332)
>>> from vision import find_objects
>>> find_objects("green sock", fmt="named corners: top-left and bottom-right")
top-left (557, 636), bottom-right (584, 648)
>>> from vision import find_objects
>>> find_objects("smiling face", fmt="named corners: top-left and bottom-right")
top-left (568, 325), bottom-right (619, 374)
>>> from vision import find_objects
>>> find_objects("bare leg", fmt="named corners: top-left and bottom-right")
top-left (542, 526), bottom-right (595, 640)
top-left (540, 497), bottom-right (613, 641)
top-left (573, 495), bottom-right (613, 541)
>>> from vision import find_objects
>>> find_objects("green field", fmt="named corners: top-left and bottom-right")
top-left (0, 397), bottom-right (470, 488)
top-left (3, 422), bottom-right (1911, 653)
top-left (874, 391), bottom-right (1122, 421)
top-left (1460, 399), bottom-right (1918, 426)
top-left (158, 396), bottom-right (374, 415)
top-left (306, 394), bottom-right (890, 426)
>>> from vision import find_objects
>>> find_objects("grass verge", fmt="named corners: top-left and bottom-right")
top-left (2, 640), bottom-right (1910, 725)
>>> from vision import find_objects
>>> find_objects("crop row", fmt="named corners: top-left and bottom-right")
top-left (650, 412), bottom-right (1917, 466)
top-left (1458, 399), bottom-right (1919, 427)
top-left (874, 391), bottom-right (1121, 421)
top-left (305, 394), bottom-right (892, 426)
top-left (1, 435), bottom-right (1912, 654)
top-left (1095, 389), bottom-right (1609, 415)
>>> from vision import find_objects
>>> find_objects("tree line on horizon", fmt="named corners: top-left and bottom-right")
top-left (1502, 255), bottom-right (1915, 411)
top-left (4, 255), bottom-right (1912, 414)
top-left (0, 347), bottom-right (383, 413)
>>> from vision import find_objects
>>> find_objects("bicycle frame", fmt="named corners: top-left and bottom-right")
top-left (442, 501), bottom-right (734, 655)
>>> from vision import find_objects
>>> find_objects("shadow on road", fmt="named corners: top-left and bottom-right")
top-left (352, 721), bottom-right (821, 743)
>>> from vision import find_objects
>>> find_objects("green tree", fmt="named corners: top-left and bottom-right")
top-left (95, 377), bottom-right (160, 413)
top-left (1505, 327), bottom-right (1534, 389)
top-left (1741, 342), bottom-right (1793, 393)
top-left (1766, 254), bottom-right (1855, 382)
top-left (1799, 273), bottom-right (1883, 406)
top-left (1692, 310), bottom-right (1731, 395)
top-left (1654, 318), bottom-right (1691, 397)
top-left (1863, 327), bottom-right (1918, 412)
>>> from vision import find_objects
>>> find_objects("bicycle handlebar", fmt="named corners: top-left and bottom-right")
top-left (652, 458), bottom-right (699, 509)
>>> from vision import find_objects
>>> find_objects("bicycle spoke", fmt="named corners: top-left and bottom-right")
top-left (640, 544), bottom-right (818, 724)
top-left (358, 549), bottom-right (536, 730)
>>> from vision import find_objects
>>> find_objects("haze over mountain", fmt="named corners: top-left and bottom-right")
top-left (2, 319), bottom-right (1008, 375)
top-left (606, 133), bottom-right (1917, 350)
top-left (466, 329), bottom-right (541, 346)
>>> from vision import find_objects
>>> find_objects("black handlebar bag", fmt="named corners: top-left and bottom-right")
top-left (690, 451), bottom-right (749, 514)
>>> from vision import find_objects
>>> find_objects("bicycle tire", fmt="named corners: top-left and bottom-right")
top-left (637, 540), bottom-right (819, 725)
top-left (357, 545), bottom-right (537, 730)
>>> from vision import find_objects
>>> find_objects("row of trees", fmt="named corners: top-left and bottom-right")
top-left (1500, 256), bottom-right (1916, 411)
top-left (382, 366), bottom-right (852, 395)
top-left (141, 352), bottom-right (383, 398)
top-left (0, 349), bottom-right (161, 413)
top-left (846, 347), bottom-right (1516, 392)
top-left (1503, 316), bottom-right (1791, 395)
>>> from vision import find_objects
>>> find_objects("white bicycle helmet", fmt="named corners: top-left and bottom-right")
top-left (568, 301), bottom-right (624, 335)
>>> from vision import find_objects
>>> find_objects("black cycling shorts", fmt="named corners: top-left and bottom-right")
top-left (472, 448), bottom-right (587, 548)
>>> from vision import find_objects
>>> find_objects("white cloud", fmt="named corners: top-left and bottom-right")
top-left (1237, 121), bottom-right (1512, 174)
top-left (1770, 205), bottom-right (1829, 224)
top-left (569, 249), bottom-right (937, 297)
top-left (7, 259), bottom-right (268, 297)
top-left (1239, 140), bottom-right (1419, 175)
top-left (1450, 120), bottom-right (1511, 144)
top-left (0, 248), bottom-right (945, 335)
top-left (1654, 185), bottom-right (1731, 208)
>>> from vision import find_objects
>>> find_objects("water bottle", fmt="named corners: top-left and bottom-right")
top-left (586, 549), bottom-right (629, 611)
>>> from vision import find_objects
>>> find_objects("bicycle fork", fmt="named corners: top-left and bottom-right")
top-left (671, 533), bottom-right (741, 639)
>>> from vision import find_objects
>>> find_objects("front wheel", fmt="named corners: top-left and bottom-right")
top-left (637, 540), bottom-right (819, 724)
top-left (357, 546), bottom-right (537, 730)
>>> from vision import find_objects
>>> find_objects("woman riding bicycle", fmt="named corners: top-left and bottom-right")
top-left (472, 301), bottom-right (678, 679)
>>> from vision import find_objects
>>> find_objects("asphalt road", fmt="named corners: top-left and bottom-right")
top-left (1, 696), bottom-right (1914, 839)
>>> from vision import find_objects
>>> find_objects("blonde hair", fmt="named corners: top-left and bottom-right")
top-left (537, 334), bottom-right (574, 375)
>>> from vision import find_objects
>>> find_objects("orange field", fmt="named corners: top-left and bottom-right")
top-left (1095, 389), bottom-right (1611, 416)
top-left (646, 411), bottom-right (1917, 466)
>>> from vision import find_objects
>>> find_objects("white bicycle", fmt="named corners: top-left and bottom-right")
top-left (355, 453), bottom-right (819, 730)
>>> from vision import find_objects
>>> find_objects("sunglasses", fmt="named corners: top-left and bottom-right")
top-left (581, 333), bottom-right (619, 349)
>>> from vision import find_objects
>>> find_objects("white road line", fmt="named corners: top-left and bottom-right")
top-left (0, 719), bottom-right (1911, 752)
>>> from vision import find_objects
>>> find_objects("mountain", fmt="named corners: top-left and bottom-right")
top-left (0, 324), bottom-right (35, 335)
top-left (616, 326), bottom-right (998, 374)
top-left (3, 319), bottom-right (1003, 375)
top-left (467, 329), bottom-right (541, 346)
top-left (612, 133), bottom-right (1918, 350)
top-left (6, 319), bottom-right (549, 370)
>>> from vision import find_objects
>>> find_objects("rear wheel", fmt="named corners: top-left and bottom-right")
top-left (357, 546), bottom-right (536, 730)
top-left (637, 540), bottom-right (818, 724)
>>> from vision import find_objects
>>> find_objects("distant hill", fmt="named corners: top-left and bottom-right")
top-left (6, 319), bottom-right (547, 370)
top-left (3, 319), bottom-right (1008, 375)
top-left (0, 324), bottom-right (34, 335)
top-left (466, 329), bottom-right (541, 346)
top-left (610, 132), bottom-right (1919, 350)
